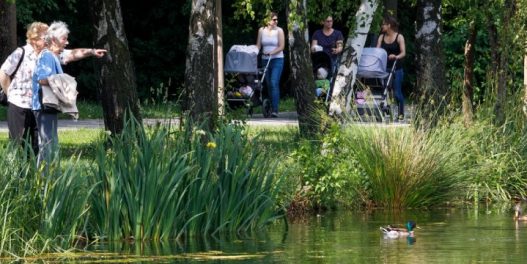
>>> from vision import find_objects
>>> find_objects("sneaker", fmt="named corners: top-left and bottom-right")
top-left (271, 112), bottom-right (278, 118)
top-left (398, 115), bottom-right (404, 122)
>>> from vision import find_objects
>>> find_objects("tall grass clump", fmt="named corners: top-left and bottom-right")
top-left (89, 116), bottom-right (283, 241)
top-left (0, 142), bottom-right (92, 257)
top-left (343, 125), bottom-right (468, 209)
top-left (459, 89), bottom-right (527, 202)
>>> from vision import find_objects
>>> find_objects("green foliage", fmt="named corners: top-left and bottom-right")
top-left (88, 116), bottom-right (284, 241)
top-left (460, 89), bottom-right (527, 202)
top-left (0, 142), bottom-right (92, 256)
top-left (288, 124), bottom-right (364, 209)
top-left (344, 125), bottom-right (468, 209)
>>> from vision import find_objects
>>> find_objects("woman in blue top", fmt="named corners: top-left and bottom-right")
top-left (311, 16), bottom-right (344, 73)
top-left (256, 12), bottom-right (285, 118)
top-left (32, 21), bottom-right (70, 165)
top-left (377, 15), bottom-right (406, 121)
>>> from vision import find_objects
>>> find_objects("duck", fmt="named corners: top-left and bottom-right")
top-left (380, 221), bottom-right (416, 238)
top-left (513, 199), bottom-right (527, 221)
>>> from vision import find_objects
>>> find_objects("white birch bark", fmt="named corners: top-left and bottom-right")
top-left (329, 0), bottom-right (378, 116)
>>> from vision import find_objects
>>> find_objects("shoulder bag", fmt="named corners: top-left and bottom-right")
top-left (0, 47), bottom-right (25, 106)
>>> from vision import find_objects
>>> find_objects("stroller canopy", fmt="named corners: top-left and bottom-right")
top-left (357, 48), bottom-right (389, 79)
top-left (311, 51), bottom-right (333, 78)
top-left (224, 45), bottom-right (259, 73)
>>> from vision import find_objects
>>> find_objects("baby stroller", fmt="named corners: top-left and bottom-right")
top-left (224, 45), bottom-right (272, 117)
top-left (355, 47), bottom-right (398, 121)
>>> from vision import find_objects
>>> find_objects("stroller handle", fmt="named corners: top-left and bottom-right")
top-left (259, 58), bottom-right (272, 85)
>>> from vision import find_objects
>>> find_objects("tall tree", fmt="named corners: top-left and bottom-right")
top-left (0, 0), bottom-right (17, 61)
top-left (287, 0), bottom-right (322, 136)
top-left (462, 20), bottom-right (476, 126)
top-left (414, 0), bottom-right (446, 127)
top-left (184, 0), bottom-right (218, 127)
top-left (329, 0), bottom-right (379, 116)
top-left (90, 0), bottom-right (141, 134)
top-left (492, 0), bottom-right (515, 125)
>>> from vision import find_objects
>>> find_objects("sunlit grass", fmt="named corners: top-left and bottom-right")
top-left (341, 124), bottom-right (469, 209)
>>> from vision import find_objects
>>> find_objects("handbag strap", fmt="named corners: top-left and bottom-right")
top-left (9, 47), bottom-right (25, 79)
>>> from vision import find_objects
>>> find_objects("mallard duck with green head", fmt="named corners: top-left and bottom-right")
top-left (380, 221), bottom-right (416, 238)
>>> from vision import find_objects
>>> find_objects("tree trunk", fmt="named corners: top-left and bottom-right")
top-left (90, 0), bottom-right (141, 134)
top-left (462, 20), bottom-right (476, 127)
top-left (0, 0), bottom-right (17, 61)
top-left (415, 0), bottom-right (446, 128)
top-left (184, 0), bottom-right (217, 128)
top-left (524, 50), bottom-right (527, 117)
top-left (523, 50), bottom-right (527, 117)
top-left (383, 0), bottom-right (398, 17)
top-left (287, 0), bottom-right (322, 137)
top-left (215, 0), bottom-right (225, 117)
top-left (329, 0), bottom-right (378, 116)
top-left (493, 0), bottom-right (515, 125)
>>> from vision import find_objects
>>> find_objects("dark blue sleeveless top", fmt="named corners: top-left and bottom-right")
top-left (381, 33), bottom-right (402, 70)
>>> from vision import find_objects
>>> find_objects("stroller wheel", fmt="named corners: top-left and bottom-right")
top-left (262, 99), bottom-right (272, 118)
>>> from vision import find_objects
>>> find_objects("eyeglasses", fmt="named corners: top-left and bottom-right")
top-left (325, 20), bottom-right (333, 23)
top-left (272, 18), bottom-right (278, 21)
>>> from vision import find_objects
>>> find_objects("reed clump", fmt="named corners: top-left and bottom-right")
top-left (88, 117), bottom-right (283, 241)
top-left (343, 125), bottom-right (468, 209)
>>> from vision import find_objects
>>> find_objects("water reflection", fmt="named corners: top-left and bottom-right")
top-left (72, 208), bottom-right (527, 263)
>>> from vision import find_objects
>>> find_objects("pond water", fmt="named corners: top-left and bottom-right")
top-left (81, 207), bottom-right (527, 263)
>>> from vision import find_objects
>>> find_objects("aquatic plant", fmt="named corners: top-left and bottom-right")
top-left (344, 125), bottom-right (468, 208)
top-left (89, 116), bottom-right (283, 241)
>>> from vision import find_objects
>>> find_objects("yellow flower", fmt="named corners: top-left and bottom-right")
top-left (206, 142), bottom-right (217, 149)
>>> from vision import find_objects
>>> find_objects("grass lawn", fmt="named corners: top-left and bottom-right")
top-left (0, 98), bottom-right (297, 121)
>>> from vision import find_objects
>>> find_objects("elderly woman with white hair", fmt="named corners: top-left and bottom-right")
top-left (32, 21), bottom-right (105, 164)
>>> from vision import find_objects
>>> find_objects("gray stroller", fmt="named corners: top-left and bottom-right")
top-left (224, 45), bottom-right (272, 117)
top-left (355, 47), bottom-right (398, 121)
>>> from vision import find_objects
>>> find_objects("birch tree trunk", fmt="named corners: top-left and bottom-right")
top-left (91, 0), bottom-right (141, 135)
top-left (287, 0), bottom-right (322, 136)
top-left (184, 0), bottom-right (217, 128)
top-left (462, 20), bottom-right (476, 126)
top-left (215, 0), bottom-right (224, 117)
top-left (329, 0), bottom-right (378, 116)
top-left (415, 0), bottom-right (446, 127)
top-left (0, 0), bottom-right (16, 61)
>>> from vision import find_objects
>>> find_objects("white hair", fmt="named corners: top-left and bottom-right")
top-left (45, 21), bottom-right (69, 44)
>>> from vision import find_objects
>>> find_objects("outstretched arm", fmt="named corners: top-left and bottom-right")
top-left (62, 48), bottom-right (107, 64)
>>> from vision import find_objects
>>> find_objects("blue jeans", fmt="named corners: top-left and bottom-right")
top-left (34, 111), bottom-right (58, 168)
top-left (262, 58), bottom-right (284, 113)
top-left (393, 69), bottom-right (404, 117)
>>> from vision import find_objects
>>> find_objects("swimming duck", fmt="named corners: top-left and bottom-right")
top-left (513, 200), bottom-right (527, 221)
top-left (380, 221), bottom-right (416, 238)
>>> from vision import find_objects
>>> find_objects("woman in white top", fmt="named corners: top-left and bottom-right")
top-left (256, 12), bottom-right (284, 118)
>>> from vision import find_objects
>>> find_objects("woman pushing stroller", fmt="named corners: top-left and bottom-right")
top-left (377, 15), bottom-right (406, 121)
top-left (256, 11), bottom-right (284, 118)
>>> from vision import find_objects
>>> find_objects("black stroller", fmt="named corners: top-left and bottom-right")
top-left (311, 51), bottom-right (335, 102)
top-left (224, 45), bottom-right (272, 117)
top-left (354, 47), bottom-right (398, 121)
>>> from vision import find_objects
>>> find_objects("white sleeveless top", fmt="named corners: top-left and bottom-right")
top-left (261, 27), bottom-right (284, 59)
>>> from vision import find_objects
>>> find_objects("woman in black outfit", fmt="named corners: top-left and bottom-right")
top-left (377, 15), bottom-right (406, 121)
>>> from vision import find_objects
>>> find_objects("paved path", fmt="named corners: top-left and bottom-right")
top-left (0, 112), bottom-right (300, 132)
top-left (0, 111), bottom-right (412, 132)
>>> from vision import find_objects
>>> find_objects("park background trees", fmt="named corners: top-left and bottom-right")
top-left (0, 0), bottom-right (525, 131)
